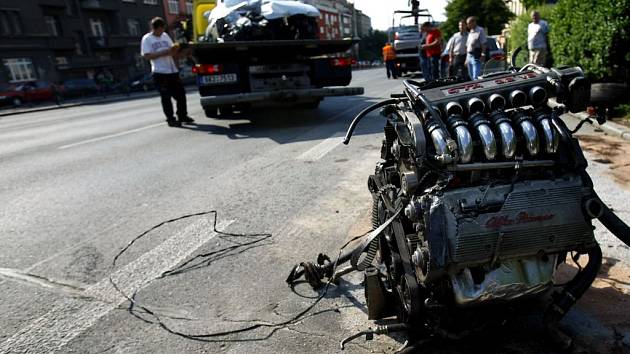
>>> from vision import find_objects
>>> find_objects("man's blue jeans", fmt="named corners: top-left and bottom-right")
top-left (429, 56), bottom-right (440, 81)
top-left (467, 53), bottom-right (482, 80)
top-left (420, 55), bottom-right (432, 81)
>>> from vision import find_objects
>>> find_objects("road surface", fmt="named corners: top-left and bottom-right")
top-left (0, 69), bottom-right (628, 354)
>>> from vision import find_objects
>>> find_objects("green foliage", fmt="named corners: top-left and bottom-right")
top-left (550, 0), bottom-right (630, 83)
top-left (358, 30), bottom-right (389, 61)
top-left (614, 102), bottom-right (630, 120)
top-left (521, 0), bottom-right (545, 10)
top-left (441, 0), bottom-right (515, 39)
top-left (507, 4), bottom-right (555, 68)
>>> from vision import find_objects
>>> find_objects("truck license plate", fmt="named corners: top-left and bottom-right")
top-left (200, 73), bottom-right (238, 85)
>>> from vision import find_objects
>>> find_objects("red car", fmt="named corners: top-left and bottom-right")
top-left (0, 81), bottom-right (62, 107)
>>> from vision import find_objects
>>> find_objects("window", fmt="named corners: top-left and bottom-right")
top-left (168, 0), bottom-right (179, 14)
top-left (44, 16), bottom-right (59, 36)
top-left (0, 10), bottom-right (23, 36)
top-left (127, 18), bottom-right (140, 36)
top-left (90, 18), bottom-right (105, 37)
top-left (143, 0), bottom-right (158, 4)
top-left (185, 0), bottom-right (193, 15)
top-left (3, 58), bottom-right (36, 82)
top-left (55, 57), bottom-right (68, 65)
top-left (74, 31), bottom-right (86, 55)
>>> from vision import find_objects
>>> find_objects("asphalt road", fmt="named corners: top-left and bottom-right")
top-left (0, 68), bottom-right (629, 354)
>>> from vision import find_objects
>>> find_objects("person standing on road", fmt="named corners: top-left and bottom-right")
top-left (382, 42), bottom-right (398, 79)
top-left (465, 16), bottom-right (487, 80)
top-left (420, 22), bottom-right (442, 81)
top-left (419, 30), bottom-right (431, 80)
top-left (446, 19), bottom-right (469, 79)
top-left (141, 17), bottom-right (194, 127)
top-left (527, 11), bottom-right (550, 66)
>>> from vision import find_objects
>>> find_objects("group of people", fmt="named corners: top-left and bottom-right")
top-left (383, 11), bottom-right (550, 82)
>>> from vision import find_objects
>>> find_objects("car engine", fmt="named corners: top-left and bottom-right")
top-left (287, 65), bottom-right (630, 351)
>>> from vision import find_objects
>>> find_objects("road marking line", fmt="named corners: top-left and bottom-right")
top-left (295, 105), bottom-right (359, 162)
top-left (58, 122), bottom-right (164, 150)
top-left (0, 218), bottom-right (234, 353)
top-left (296, 135), bottom-right (345, 161)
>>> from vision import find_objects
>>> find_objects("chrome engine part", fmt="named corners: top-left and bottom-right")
top-left (354, 67), bottom-right (610, 341)
top-left (287, 65), bottom-right (630, 349)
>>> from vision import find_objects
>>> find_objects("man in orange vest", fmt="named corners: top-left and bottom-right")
top-left (382, 42), bottom-right (398, 79)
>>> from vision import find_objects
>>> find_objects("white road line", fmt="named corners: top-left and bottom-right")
top-left (296, 135), bottom-right (345, 161)
top-left (58, 122), bottom-right (164, 150)
top-left (0, 218), bottom-right (234, 353)
top-left (295, 105), bottom-right (359, 162)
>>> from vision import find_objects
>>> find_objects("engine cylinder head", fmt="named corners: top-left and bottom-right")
top-left (510, 90), bottom-right (527, 108)
top-left (488, 94), bottom-right (506, 111)
top-left (529, 86), bottom-right (547, 106)
top-left (468, 97), bottom-right (485, 114)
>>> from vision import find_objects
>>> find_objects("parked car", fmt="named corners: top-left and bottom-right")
top-left (0, 81), bottom-right (61, 107)
top-left (393, 25), bottom-right (422, 74)
top-left (129, 73), bottom-right (155, 92)
top-left (482, 35), bottom-right (508, 75)
top-left (61, 79), bottom-right (100, 98)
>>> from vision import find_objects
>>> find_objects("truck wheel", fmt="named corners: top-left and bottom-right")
top-left (204, 107), bottom-right (219, 118)
top-left (218, 105), bottom-right (235, 117)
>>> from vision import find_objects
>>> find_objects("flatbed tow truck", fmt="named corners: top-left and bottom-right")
top-left (190, 1), bottom-right (364, 116)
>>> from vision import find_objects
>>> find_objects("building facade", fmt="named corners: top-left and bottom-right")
top-left (0, 0), bottom-right (165, 85)
top-left (505, 0), bottom-right (527, 16)
top-left (355, 9), bottom-right (371, 38)
top-left (162, 0), bottom-right (193, 29)
top-left (306, 0), bottom-right (371, 39)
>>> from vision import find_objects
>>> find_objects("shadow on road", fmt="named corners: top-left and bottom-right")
top-left (180, 95), bottom-right (386, 144)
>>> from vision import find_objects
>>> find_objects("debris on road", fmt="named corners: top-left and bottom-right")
top-left (578, 134), bottom-right (630, 188)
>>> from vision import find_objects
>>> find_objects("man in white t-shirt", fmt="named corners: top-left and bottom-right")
top-left (141, 17), bottom-right (193, 127)
top-left (527, 11), bottom-right (549, 66)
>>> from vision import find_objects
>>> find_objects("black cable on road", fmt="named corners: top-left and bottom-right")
top-left (109, 210), bottom-right (366, 343)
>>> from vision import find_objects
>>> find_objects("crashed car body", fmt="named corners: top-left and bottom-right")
top-left (203, 0), bottom-right (320, 42)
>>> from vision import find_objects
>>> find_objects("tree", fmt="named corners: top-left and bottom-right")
top-left (521, 0), bottom-right (545, 10)
top-left (440, 0), bottom-right (515, 39)
top-left (358, 30), bottom-right (389, 61)
top-left (550, 0), bottom-right (630, 83)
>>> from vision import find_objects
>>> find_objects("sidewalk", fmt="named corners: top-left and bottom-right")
top-left (0, 83), bottom-right (197, 118)
top-left (551, 99), bottom-right (630, 141)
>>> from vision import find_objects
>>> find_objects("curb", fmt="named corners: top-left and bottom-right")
top-left (565, 109), bottom-right (630, 141)
top-left (0, 86), bottom-right (197, 117)
top-left (549, 99), bottom-right (630, 141)
top-left (0, 92), bottom-right (158, 117)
